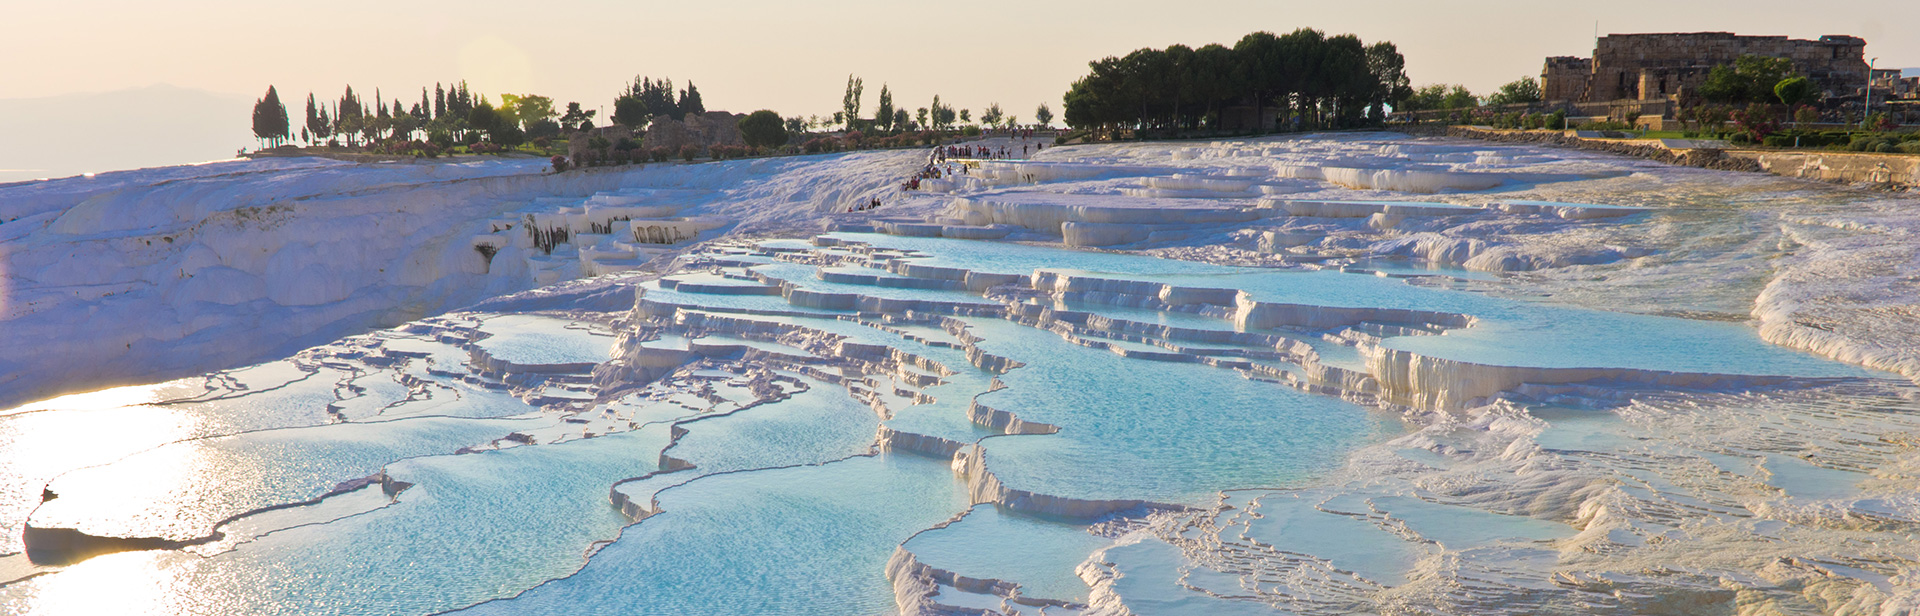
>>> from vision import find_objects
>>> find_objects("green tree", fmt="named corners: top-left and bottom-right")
top-left (468, 103), bottom-right (502, 135)
top-left (640, 78), bottom-right (677, 119)
top-left (1035, 103), bottom-right (1054, 127)
top-left (560, 102), bottom-right (596, 132)
top-left (252, 85), bottom-right (291, 147)
top-left (738, 110), bottom-right (789, 148)
top-left (1365, 41), bottom-right (1412, 119)
top-left (842, 75), bottom-right (864, 130)
top-left (1402, 84), bottom-right (1446, 111)
top-left (916, 107), bottom-right (928, 128)
top-left (981, 103), bottom-right (1003, 127)
top-left (873, 84), bottom-right (895, 130)
top-left (1231, 31), bottom-right (1283, 132)
top-left (1441, 85), bottom-right (1478, 109)
top-left (1485, 77), bottom-right (1542, 106)
top-left (1793, 104), bottom-right (1820, 127)
top-left (894, 108), bottom-right (911, 130)
top-left (304, 93), bottom-right (322, 145)
top-left (1774, 76), bottom-right (1816, 106)
top-left (493, 124), bottom-right (526, 147)
top-left (680, 81), bottom-right (705, 115)
top-left (613, 95), bottom-right (649, 128)
top-left (615, 76), bottom-right (678, 126)
top-left (314, 107), bottom-right (331, 143)
top-left (1064, 29), bottom-right (1408, 134)
top-left (451, 82), bottom-right (473, 118)
top-left (930, 95), bottom-right (956, 129)
top-left (1700, 55), bottom-right (1795, 104)
top-left (502, 94), bottom-right (556, 130)
top-left (336, 85), bottom-right (364, 146)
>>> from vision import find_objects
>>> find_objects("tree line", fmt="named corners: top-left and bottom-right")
top-left (1060, 28), bottom-right (1412, 135)
top-left (792, 75), bottom-right (1053, 137)
top-left (249, 67), bottom-right (1065, 158)
top-left (610, 77), bottom-right (704, 128)
top-left (252, 81), bottom-right (602, 151)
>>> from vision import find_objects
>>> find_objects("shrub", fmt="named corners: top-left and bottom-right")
top-left (963, 126), bottom-right (982, 137)
top-left (551, 155), bottom-right (570, 172)
top-left (428, 129), bottom-right (454, 148)
top-left (1848, 136), bottom-right (1888, 152)
top-left (1899, 141), bottom-right (1920, 154)
top-left (1577, 120), bottom-right (1632, 131)
top-left (526, 119), bottom-right (562, 139)
top-left (679, 144), bottom-right (700, 161)
top-left (1547, 110), bottom-right (1567, 130)
top-left (493, 125), bottom-right (526, 147)
top-left (1765, 130), bottom-right (1849, 148)
top-left (532, 137), bottom-right (551, 149)
top-left (737, 110), bottom-right (789, 148)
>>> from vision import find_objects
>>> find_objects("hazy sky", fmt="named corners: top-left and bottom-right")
top-left (7, 0), bottom-right (1917, 123)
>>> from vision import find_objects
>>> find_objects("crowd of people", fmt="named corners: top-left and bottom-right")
top-left (896, 135), bottom-right (1048, 193)
top-left (933, 141), bottom-right (1045, 162)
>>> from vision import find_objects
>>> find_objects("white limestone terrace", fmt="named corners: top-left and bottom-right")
top-left (865, 132), bottom-right (1920, 384)
top-left (3, 132), bottom-right (1919, 616)
top-left (0, 150), bottom-right (921, 408)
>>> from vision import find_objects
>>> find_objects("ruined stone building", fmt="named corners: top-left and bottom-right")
top-left (1541, 57), bottom-right (1593, 101)
top-left (1541, 32), bottom-right (1870, 103)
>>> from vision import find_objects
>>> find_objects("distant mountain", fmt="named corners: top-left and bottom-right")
top-left (0, 84), bottom-right (254, 183)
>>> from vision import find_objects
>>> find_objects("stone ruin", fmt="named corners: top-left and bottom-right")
top-left (565, 111), bottom-right (748, 163)
top-left (644, 111), bottom-right (746, 153)
top-left (1541, 32), bottom-right (1870, 104)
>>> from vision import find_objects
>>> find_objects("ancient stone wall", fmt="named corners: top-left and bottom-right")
top-left (566, 125), bottom-right (635, 161)
top-left (1541, 56), bottom-right (1592, 102)
top-left (1555, 32), bottom-right (1868, 103)
top-left (644, 112), bottom-right (746, 153)
top-left (563, 112), bottom-right (747, 161)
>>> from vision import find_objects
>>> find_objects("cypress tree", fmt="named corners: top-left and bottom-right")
top-left (680, 81), bottom-right (705, 115)
top-left (874, 85), bottom-right (894, 130)
top-left (434, 83), bottom-right (447, 119)
top-left (842, 75), bottom-right (863, 130)
top-left (252, 85), bottom-right (290, 147)
top-left (304, 93), bottom-right (319, 144)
